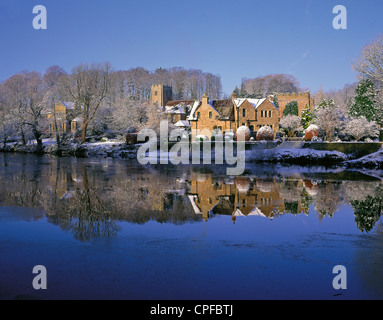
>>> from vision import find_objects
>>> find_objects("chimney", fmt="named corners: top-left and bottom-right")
top-left (202, 93), bottom-right (209, 105)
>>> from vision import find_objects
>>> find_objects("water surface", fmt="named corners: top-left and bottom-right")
top-left (0, 153), bottom-right (382, 300)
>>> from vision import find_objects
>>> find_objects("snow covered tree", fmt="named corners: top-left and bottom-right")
top-left (353, 34), bottom-right (383, 88)
top-left (349, 79), bottom-right (379, 123)
top-left (300, 103), bottom-right (314, 129)
top-left (342, 116), bottom-right (379, 141)
top-left (314, 99), bottom-right (344, 142)
top-left (280, 115), bottom-right (301, 137)
top-left (351, 196), bottom-right (382, 233)
top-left (60, 62), bottom-right (113, 143)
top-left (1, 72), bottom-right (47, 150)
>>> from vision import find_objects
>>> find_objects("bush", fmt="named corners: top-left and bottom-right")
top-left (256, 126), bottom-right (274, 141)
top-left (305, 124), bottom-right (319, 141)
top-left (236, 126), bottom-right (251, 141)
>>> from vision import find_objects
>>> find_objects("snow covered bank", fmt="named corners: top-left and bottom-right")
top-left (345, 146), bottom-right (383, 169)
top-left (245, 148), bottom-right (348, 165)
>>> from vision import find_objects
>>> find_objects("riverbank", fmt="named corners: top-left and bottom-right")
top-left (1, 138), bottom-right (383, 169)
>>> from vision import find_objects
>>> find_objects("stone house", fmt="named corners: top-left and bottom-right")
top-left (188, 93), bottom-right (279, 140)
top-left (47, 101), bottom-right (82, 135)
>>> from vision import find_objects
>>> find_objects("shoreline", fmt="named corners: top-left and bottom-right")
top-left (1, 139), bottom-right (383, 170)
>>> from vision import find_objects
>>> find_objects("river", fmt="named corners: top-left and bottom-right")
top-left (0, 153), bottom-right (382, 300)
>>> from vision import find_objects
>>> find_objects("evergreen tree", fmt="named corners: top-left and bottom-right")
top-left (349, 79), bottom-right (378, 123)
top-left (300, 103), bottom-right (314, 129)
top-left (273, 96), bottom-right (280, 109)
top-left (232, 86), bottom-right (240, 97)
top-left (283, 100), bottom-right (299, 116)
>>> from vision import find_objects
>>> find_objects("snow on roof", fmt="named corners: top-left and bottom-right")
top-left (188, 195), bottom-right (202, 214)
top-left (61, 101), bottom-right (75, 109)
top-left (234, 98), bottom-right (266, 109)
top-left (174, 120), bottom-right (190, 127)
top-left (165, 105), bottom-right (185, 114)
top-left (187, 100), bottom-right (202, 120)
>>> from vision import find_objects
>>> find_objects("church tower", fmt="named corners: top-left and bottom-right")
top-left (150, 84), bottom-right (173, 106)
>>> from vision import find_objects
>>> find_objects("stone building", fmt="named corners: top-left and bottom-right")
top-left (150, 84), bottom-right (173, 107)
top-left (275, 92), bottom-right (314, 117)
top-left (47, 101), bottom-right (82, 135)
top-left (188, 93), bottom-right (279, 140)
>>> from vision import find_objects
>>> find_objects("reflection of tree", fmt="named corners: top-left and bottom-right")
top-left (300, 189), bottom-right (313, 215)
top-left (284, 200), bottom-right (298, 215)
top-left (47, 165), bottom-right (120, 241)
top-left (314, 181), bottom-right (342, 220)
top-left (351, 196), bottom-right (382, 233)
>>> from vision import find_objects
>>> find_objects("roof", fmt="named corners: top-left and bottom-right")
top-left (234, 98), bottom-right (266, 109)
top-left (174, 120), bottom-right (189, 127)
top-left (164, 105), bottom-right (185, 114)
top-left (60, 101), bottom-right (75, 109)
top-left (165, 100), bottom-right (195, 107)
top-left (187, 100), bottom-right (202, 120)
top-left (210, 99), bottom-right (235, 121)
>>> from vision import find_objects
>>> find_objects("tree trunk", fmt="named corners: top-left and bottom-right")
top-left (21, 128), bottom-right (26, 145)
top-left (81, 120), bottom-right (88, 144)
top-left (32, 126), bottom-right (43, 151)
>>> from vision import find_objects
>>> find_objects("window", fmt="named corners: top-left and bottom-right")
top-left (197, 112), bottom-right (200, 119)
top-left (242, 108), bottom-right (246, 117)
top-left (261, 110), bottom-right (264, 117)
top-left (154, 91), bottom-right (158, 96)
top-left (209, 111), bottom-right (212, 119)
top-left (269, 110), bottom-right (271, 117)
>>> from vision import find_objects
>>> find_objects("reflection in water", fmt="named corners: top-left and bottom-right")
top-left (0, 153), bottom-right (382, 241)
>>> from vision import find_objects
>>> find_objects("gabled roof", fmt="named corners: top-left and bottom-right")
top-left (164, 105), bottom-right (185, 114)
top-left (174, 120), bottom-right (189, 127)
top-left (165, 100), bottom-right (195, 107)
top-left (187, 100), bottom-right (202, 120)
top-left (209, 99), bottom-right (235, 121)
top-left (60, 101), bottom-right (75, 109)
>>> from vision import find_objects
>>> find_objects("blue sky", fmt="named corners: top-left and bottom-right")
top-left (0, 0), bottom-right (382, 96)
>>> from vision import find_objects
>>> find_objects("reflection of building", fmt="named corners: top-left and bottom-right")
top-left (187, 174), bottom-right (306, 223)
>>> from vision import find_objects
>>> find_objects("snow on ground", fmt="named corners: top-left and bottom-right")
top-left (346, 146), bottom-right (383, 169)
top-left (244, 147), bottom-right (348, 163)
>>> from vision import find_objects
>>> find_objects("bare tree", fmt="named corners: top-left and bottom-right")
top-left (1, 72), bottom-right (47, 149)
top-left (353, 34), bottom-right (383, 89)
top-left (43, 65), bottom-right (67, 146)
top-left (61, 62), bottom-right (113, 143)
